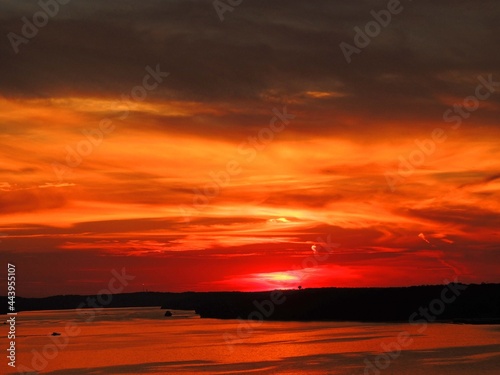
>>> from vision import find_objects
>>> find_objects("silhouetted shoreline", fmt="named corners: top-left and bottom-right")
top-left (2, 284), bottom-right (499, 324)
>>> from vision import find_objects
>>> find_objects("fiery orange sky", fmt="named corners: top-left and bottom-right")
top-left (1, 1), bottom-right (499, 297)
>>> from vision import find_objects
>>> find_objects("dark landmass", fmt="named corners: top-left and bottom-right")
top-left (1, 283), bottom-right (499, 323)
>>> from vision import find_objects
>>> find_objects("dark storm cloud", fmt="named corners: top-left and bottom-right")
top-left (404, 205), bottom-right (500, 230)
top-left (1, 0), bottom-right (499, 127)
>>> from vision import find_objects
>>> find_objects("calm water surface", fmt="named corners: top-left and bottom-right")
top-left (3, 307), bottom-right (499, 374)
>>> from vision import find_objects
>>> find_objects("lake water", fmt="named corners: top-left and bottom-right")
top-left (3, 307), bottom-right (500, 374)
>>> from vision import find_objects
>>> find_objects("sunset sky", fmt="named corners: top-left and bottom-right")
top-left (1, 0), bottom-right (499, 297)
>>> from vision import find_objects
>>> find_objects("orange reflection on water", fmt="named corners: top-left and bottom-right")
top-left (6, 308), bottom-right (500, 375)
